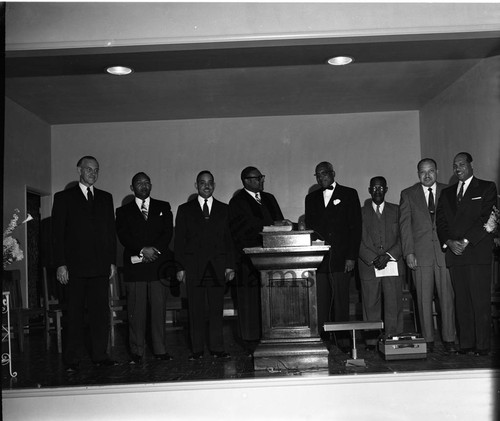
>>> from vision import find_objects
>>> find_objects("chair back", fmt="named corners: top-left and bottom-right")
top-left (3, 270), bottom-right (23, 309)
top-left (42, 267), bottom-right (65, 312)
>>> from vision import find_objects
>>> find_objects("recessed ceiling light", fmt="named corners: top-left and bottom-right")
top-left (106, 66), bottom-right (133, 76)
top-left (327, 56), bottom-right (354, 66)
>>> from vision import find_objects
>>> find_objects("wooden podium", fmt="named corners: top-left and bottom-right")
top-left (244, 230), bottom-right (330, 371)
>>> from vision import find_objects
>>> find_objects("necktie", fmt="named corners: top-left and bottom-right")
top-left (141, 200), bottom-right (148, 220)
top-left (322, 185), bottom-right (334, 191)
top-left (376, 204), bottom-right (382, 219)
top-left (203, 199), bottom-right (210, 219)
top-left (428, 187), bottom-right (435, 219)
top-left (255, 192), bottom-right (262, 205)
top-left (457, 182), bottom-right (464, 205)
top-left (87, 187), bottom-right (94, 204)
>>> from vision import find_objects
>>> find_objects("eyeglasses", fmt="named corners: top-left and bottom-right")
top-left (314, 170), bottom-right (333, 178)
top-left (82, 167), bottom-right (99, 174)
top-left (245, 175), bottom-right (265, 181)
top-left (370, 186), bottom-right (386, 192)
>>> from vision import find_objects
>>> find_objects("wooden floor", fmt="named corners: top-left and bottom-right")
top-left (2, 313), bottom-right (499, 390)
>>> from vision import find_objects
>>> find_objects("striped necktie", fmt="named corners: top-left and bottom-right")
top-left (255, 192), bottom-right (262, 205)
top-left (376, 204), bottom-right (382, 219)
top-left (141, 200), bottom-right (148, 220)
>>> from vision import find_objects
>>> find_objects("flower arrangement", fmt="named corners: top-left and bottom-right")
top-left (484, 205), bottom-right (500, 234)
top-left (3, 209), bottom-right (33, 269)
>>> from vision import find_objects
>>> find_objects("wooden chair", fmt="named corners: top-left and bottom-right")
top-left (42, 267), bottom-right (63, 353)
top-left (109, 268), bottom-right (127, 347)
top-left (2, 269), bottom-right (46, 352)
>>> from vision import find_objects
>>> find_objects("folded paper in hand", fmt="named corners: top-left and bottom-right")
top-left (375, 261), bottom-right (398, 277)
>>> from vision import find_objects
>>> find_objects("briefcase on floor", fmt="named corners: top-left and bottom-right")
top-left (378, 333), bottom-right (427, 360)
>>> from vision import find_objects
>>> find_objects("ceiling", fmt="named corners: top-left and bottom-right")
top-left (5, 31), bottom-right (500, 125)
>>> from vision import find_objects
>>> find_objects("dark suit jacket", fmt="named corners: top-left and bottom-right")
top-left (174, 198), bottom-right (235, 281)
top-left (358, 201), bottom-right (404, 279)
top-left (51, 185), bottom-right (116, 278)
top-left (399, 182), bottom-right (447, 267)
top-left (305, 184), bottom-right (362, 272)
top-left (115, 198), bottom-right (173, 282)
top-left (228, 189), bottom-right (284, 251)
top-left (436, 176), bottom-right (497, 266)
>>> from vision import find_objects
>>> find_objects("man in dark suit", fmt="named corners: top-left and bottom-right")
top-left (437, 152), bottom-right (497, 356)
top-left (359, 177), bottom-right (404, 349)
top-left (175, 170), bottom-right (235, 360)
top-left (51, 156), bottom-right (117, 371)
top-left (228, 166), bottom-right (287, 351)
top-left (304, 161), bottom-right (362, 349)
top-left (115, 172), bottom-right (174, 364)
top-left (399, 158), bottom-right (456, 353)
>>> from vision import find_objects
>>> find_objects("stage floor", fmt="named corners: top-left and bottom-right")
top-left (2, 314), bottom-right (499, 390)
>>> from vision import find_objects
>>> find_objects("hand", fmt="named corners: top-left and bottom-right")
top-left (225, 268), bottom-right (235, 282)
top-left (446, 239), bottom-right (466, 256)
top-left (344, 259), bottom-right (355, 273)
top-left (176, 270), bottom-right (186, 284)
top-left (406, 253), bottom-right (418, 270)
top-left (56, 265), bottom-right (69, 285)
top-left (141, 246), bottom-right (160, 263)
top-left (282, 219), bottom-right (293, 226)
top-left (374, 254), bottom-right (390, 270)
top-left (109, 264), bottom-right (117, 280)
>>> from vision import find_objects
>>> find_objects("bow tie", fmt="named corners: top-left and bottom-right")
top-left (322, 186), bottom-right (334, 191)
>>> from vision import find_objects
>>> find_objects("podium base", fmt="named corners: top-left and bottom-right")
top-left (253, 339), bottom-right (329, 371)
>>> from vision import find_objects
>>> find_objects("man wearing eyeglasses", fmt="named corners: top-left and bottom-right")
top-left (228, 166), bottom-right (288, 353)
top-left (358, 177), bottom-right (404, 349)
top-left (305, 161), bottom-right (361, 353)
top-left (51, 156), bottom-right (117, 372)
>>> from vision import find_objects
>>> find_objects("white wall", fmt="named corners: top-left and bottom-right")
top-left (51, 111), bottom-right (420, 224)
top-left (7, 3), bottom-right (500, 50)
top-left (420, 56), bottom-right (500, 187)
top-left (3, 370), bottom-right (498, 421)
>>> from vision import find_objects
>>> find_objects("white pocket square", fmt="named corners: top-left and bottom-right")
top-left (160, 212), bottom-right (163, 216)
top-left (333, 199), bottom-right (341, 206)
top-left (471, 197), bottom-right (482, 200)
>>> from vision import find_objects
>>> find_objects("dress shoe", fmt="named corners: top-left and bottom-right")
top-left (211, 351), bottom-right (231, 359)
top-left (94, 359), bottom-right (118, 367)
top-left (443, 341), bottom-right (458, 354)
top-left (154, 353), bottom-right (173, 361)
top-left (474, 349), bottom-right (490, 357)
top-left (426, 342), bottom-right (434, 353)
top-left (129, 354), bottom-right (143, 365)
top-left (65, 363), bottom-right (79, 373)
top-left (458, 347), bottom-right (474, 355)
top-left (188, 352), bottom-right (204, 361)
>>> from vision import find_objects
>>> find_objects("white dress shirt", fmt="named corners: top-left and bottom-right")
top-left (79, 182), bottom-right (94, 199)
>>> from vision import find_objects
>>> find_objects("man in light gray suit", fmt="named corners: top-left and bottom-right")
top-left (399, 158), bottom-right (456, 354)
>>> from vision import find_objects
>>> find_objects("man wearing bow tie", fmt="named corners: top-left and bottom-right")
top-left (305, 161), bottom-right (362, 351)
top-left (116, 172), bottom-right (174, 364)
top-left (228, 166), bottom-right (287, 352)
top-left (399, 158), bottom-right (456, 354)
top-left (437, 152), bottom-right (497, 356)
top-left (52, 156), bottom-right (117, 372)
